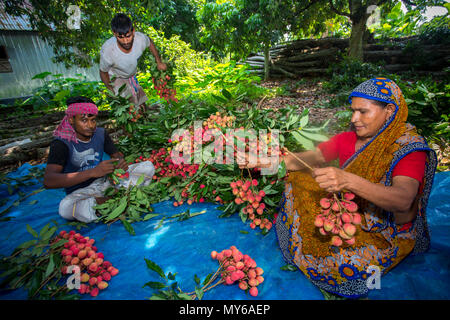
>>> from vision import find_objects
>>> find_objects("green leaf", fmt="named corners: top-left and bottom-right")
top-left (42, 226), bottom-right (57, 241)
top-left (177, 293), bottom-right (193, 300)
top-left (17, 239), bottom-right (38, 249)
top-left (292, 131), bottom-right (314, 150)
top-left (221, 88), bottom-right (233, 100)
top-left (195, 287), bottom-right (204, 300)
top-left (106, 197), bottom-right (128, 221)
top-left (202, 273), bottom-right (213, 286)
top-left (44, 254), bottom-right (55, 278)
top-left (167, 272), bottom-right (177, 281)
top-left (143, 213), bottom-right (159, 221)
top-left (26, 224), bottom-right (38, 238)
top-left (136, 174), bottom-right (145, 186)
top-left (121, 218), bottom-right (136, 236)
top-left (239, 230), bottom-right (249, 234)
top-left (278, 161), bottom-right (287, 179)
top-left (299, 131), bottom-right (328, 142)
top-left (149, 295), bottom-right (166, 300)
top-left (32, 71), bottom-right (52, 80)
top-left (144, 258), bottom-right (166, 280)
top-left (28, 200), bottom-right (38, 205)
top-left (194, 274), bottom-right (200, 285)
top-left (143, 281), bottom-right (168, 289)
top-left (300, 114), bottom-right (309, 127)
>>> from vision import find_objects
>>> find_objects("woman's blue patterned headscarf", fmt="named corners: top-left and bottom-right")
top-left (348, 77), bottom-right (402, 112)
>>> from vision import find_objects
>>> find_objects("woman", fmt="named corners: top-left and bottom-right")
top-left (275, 78), bottom-right (437, 298)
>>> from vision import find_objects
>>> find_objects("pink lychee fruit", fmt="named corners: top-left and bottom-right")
top-left (319, 198), bottom-right (331, 209)
top-left (98, 281), bottom-right (109, 290)
top-left (344, 192), bottom-right (355, 201)
top-left (239, 281), bottom-right (248, 290)
top-left (323, 220), bottom-right (334, 232)
top-left (343, 223), bottom-right (356, 237)
top-left (352, 213), bottom-right (362, 225)
top-left (90, 287), bottom-right (99, 297)
top-left (341, 212), bottom-right (353, 224)
top-left (255, 267), bottom-right (264, 276)
top-left (331, 236), bottom-right (343, 247)
top-left (249, 286), bottom-right (258, 297)
top-left (314, 216), bottom-right (324, 228)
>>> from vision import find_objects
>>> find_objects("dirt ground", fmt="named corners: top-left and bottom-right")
top-left (259, 78), bottom-right (346, 127)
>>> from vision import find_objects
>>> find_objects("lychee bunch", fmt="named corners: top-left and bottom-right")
top-left (230, 179), bottom-right (272, 231)
top-left (137, 148), bottom-right (200, 180)
top-left (314, 192), bottom-right (362, 247)
top-left (152, 75), bottom-right (178, 103)
top-left (203, 112), bottom-right (235, 129)
top-left (210, 246), bottom-right (264, 297)
top-left (128, 105), bottom-right (142, 123)
top-left (56, 230), bottom-right (119, 297)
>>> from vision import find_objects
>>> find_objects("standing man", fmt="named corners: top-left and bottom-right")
top-left (99, 13), bottom-right (167, 110)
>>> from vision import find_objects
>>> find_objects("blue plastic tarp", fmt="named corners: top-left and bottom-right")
top-left (0, 163), bottom-right (449, 300)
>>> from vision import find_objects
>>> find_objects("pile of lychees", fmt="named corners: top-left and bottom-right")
top-left (128, 105), bottom-right (142, 123)
top-left (203, 112), bottom-right (235, 130)
top-left (153, 75), bottom-right (177, 103)
top-left (314, 192), bottom-right (362, 247)
top-left (230, 179), bottom-right (272, 231)
top-left (57, 230), bottom-right (119, 297)
top-left (210, 246), bottom-right (264, 297)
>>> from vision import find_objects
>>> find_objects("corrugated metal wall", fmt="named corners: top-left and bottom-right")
top-left (0, 30), bottom-right (99, 100)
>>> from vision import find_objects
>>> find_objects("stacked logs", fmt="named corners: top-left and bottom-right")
top-left (244, 36), bottom-right (449, 78)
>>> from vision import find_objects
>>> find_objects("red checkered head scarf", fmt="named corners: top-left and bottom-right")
top-left (53, 102), bottom-right (98, 143)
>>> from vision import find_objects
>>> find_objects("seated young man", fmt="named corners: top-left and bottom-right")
top-left (44, 96), bottom-right (154, 223)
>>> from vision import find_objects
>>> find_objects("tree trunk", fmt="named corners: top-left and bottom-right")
top-left (264, 42), bottom-right (270, 81)
top-left (348, 17), bottom-right (367, 61)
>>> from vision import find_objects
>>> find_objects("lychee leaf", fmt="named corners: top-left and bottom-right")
top-left (136, 174), bottom-right (146, 186)
top-left (106, 197), bottom-right (128, 221)
top-left (202, 273), bottom-right (213, 286)
top-left (177, 293), bottom-right (193, 300)
top-left (167, 272), bottom-right (176, 281)
top-left (194, 274), bottom-right (200, 285)
top-left (26, 224), bottom-right (38, 238)
top-left (144, 258), bottom-right (166, 280)
top-left (121, 218), bottom-right (136, 236)
top-left (143, 281), bottom-right (167, 289)
top-left (149, 294), bottom-right (166, 300)
top-left (195, 287), bottom-right (204, 300)
top-left (44, 254), bottom-right (55, 279)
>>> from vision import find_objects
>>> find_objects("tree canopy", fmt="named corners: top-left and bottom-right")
top-left (4, 0), bottom-right (448, 70)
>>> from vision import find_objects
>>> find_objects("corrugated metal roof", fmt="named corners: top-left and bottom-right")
top-left (0, 6), bottom-right (34, 31)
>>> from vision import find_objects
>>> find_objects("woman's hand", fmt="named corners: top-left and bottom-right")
top-left (312, 167), bottom-right (354, 193)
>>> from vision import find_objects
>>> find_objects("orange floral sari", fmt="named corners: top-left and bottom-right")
top-left (275, 78), bottom-right (437, 298)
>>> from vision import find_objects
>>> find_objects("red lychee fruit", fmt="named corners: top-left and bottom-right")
top-left (98, 281), bottom-right (109, 290)
top-left (90, 287), bottom-right (99, 297)
top-left (249, 286), bottom-right (258, 297)
top-left (319, 198), bottom-right (331, 209)
top-left (238, 281), bottom-right (248, 290)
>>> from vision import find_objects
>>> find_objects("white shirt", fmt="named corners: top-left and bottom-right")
top-left (99, 31), bottom-right (150, 79)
